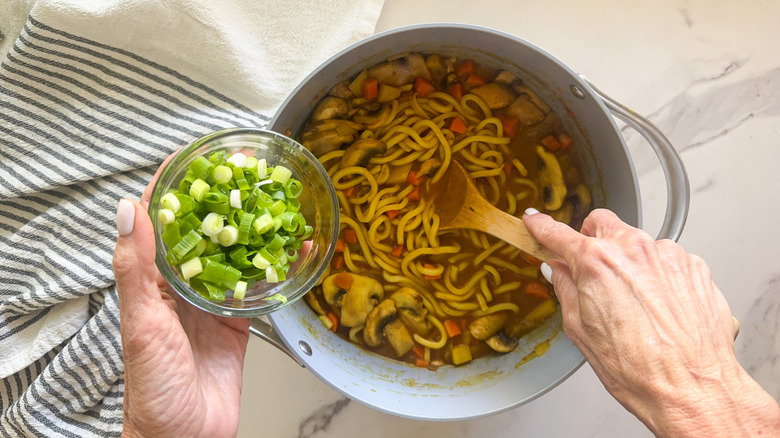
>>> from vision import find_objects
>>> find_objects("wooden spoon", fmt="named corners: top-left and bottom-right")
top-left (423, 160), bottom-right (555, 261)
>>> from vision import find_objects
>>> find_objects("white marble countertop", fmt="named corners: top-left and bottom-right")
top-left (238, 1), bottom-right (780, 437)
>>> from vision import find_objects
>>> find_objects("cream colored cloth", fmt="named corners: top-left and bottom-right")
top-left (0, 0), bottom-right (383, 435)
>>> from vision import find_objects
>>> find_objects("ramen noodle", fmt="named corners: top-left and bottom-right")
top-left (299, 52), bottom-right (591, 369)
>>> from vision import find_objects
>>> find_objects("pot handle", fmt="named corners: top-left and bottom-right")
top-left (249, 318), bottom-right (305, 367)
top-left (580, 76), bottom-right (690, 241)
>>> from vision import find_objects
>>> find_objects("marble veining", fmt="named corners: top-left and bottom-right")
top-left (298, 398), bottom-right (351, 438)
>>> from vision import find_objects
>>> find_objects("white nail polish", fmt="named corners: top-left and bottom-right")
top-left (116, 199), bottom-right (135, 236)
top-left (524, 207), bottom-right (540, 216)
top-left (540, 262), bottom-right (553, 283)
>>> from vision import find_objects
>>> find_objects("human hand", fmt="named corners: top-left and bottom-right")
top-left (113, 161), bottom-right (250, 438)
top-left (523, 208), bottom-right (780, 437)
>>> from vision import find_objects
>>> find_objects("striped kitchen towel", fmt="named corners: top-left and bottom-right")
top-left (0, 0), bottom-right (384, 435)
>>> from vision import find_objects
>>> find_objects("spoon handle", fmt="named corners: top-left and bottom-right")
top-left (472, 206), bottom-right (556, 262)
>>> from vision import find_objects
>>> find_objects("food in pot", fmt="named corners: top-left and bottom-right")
top-left (299, 52), bottom-right (591, 369)
top-left (156, 151), bottom-right (313, 302)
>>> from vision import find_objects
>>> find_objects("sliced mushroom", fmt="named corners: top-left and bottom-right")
top-left (311, 97), bottom-right (349, 122)
top-left (321, 273), bottom-right (384, 327)
top-left (469, 83), bottom-right (517, 109)
top-left (390, 287), bottom-right (430, 336)
top-left (504, 94), bottom-right (545, 126)
top-left (485, 331), bottom-right (519, 353)
top-left (550, 201), bottom-right (573, 224)
top-left (352, 105), bottom-right (391, 130)
top-left (302, 119), bottom-right (362, 157)
top-left (425, 54), bottom-right (446, 87)
top-left (384, 319), bottom-right (415, 357)
top-left (469, 312), bottom-right (508, 340)
top-left (418, 157), bottom-right (441, 177)
top-left (340, 275), bottom-right (384, 327)
top-left (364, 299), bottom-right (397, 347)
top-left (493, 70), bottom-right (521, 88)
top-left (571, 184), bottom-right (592, 218)
top-left (368, 52), bottom-right (431, 87)
top-left (536, 145), bottom-right (567, 211)
top-left (328, 81), bottom-right (354, 99)
top-left (512, 85), bottom-right (552, 114)
top-left (340, 138), bottom-right (387, 169)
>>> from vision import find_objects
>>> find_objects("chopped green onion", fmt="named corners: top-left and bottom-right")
top-left (233, 281), bottom-right (248, 300)
top-left (170, 230), bottom-right (203, 263)
top-left (230, 189), bottom-right (242, 209)
top-left (158, 208), bottom-right (176, 225)
top-left (227, 152), bottom-right (248, 168)
top-left (174, 194), bottom-right (198, 217)
top-left (253, 213), bottom-right (274, 234)
top-left (269, 165), bottom-right (292, 184)
top-left (161, 193), bottom-right (181, 213)
top-left (217, 225), bottom-right (239, 246)
top-left (257, 159), bottom-right (268, 178)
top-left (258, 247), bottom-right (279, 264)
top-left (201, 212), bottom-right (224, 237)
top-left (237, 212), bottom-right (255, 245)
top-left (189, 156), bottom-right (215, 180)
top-left (267, 200), bottom-right (286, 217)
top-left (212, 165), bottom-right (232, 184)
top-left (161, 221), bottom-right (181, 248)
top-left (203, 192), bottom-right (231, 215)
top-left (180, 257), bottom-right (203, 280)
top-left (245, 156), bottom-right (258, 172)
top-left (284, 179), bottom-right (303, 199)
top-left (266, 293), bottom-right (288, 304)
top-left (189, 179), bottom-right (210, 202)
top-left (252, 253), bottom-right (272, 269)
top-left (266, 234), bottom-right (286, 251)
top-left (265, 265), bottom-right (279, 283)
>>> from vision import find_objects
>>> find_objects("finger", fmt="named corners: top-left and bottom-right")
top-left (141, 146), bottom-right (186, 208)
top-left (579, 208), bottom-right (637, 238)
top-left (522, 209), bottom-right (588, 262)
top-left (113, 199), bottom-right (163, 318)
top-left (544, 259), bottom-right (583, 339)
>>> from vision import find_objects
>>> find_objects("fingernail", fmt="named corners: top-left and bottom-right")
top-left (524, 207), bottom-right (540, 216)
top-left (540, 262), bottom-right (553, 283)
top-left (116, 199), bottom-right (135, 236)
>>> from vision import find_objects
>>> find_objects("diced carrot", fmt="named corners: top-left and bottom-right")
top-left (465, 73), bottom-right (486, 87)
top-left (525, 281), bottom-right (551, 300)
top-left (326, 312), bottom-right (339, 333)
top-left (386, 209), bottom-right (400, 220)
top-left (521, 253), bottom-right (543, 268)
top-left (541, 135), bottom-right (562, 151)
top-left (334, 238), bottom-right (345, 253)
top-left (391, 244), bottom-right (404, 258)
top-left (413, 76), bottom-right (435, 97)
top-left (343, 185), bottom-right (357, 198)
top-left (498, 115), bottom-right (519, 139)
top-left (457, 59), bottom-right (474, 76)
top-left (332, 255), bottom-right (345, 270)
top-left (284, 129), bottom-right (292, 137)
top-left (422, 263), bottom-right (440, 280)
top-left (333, 271), bottom-right (353, 290)
top-left (407, 187), bottom-right (421, 202)
top-left (503, 162), bottom-right (513, 176)
top-left (343, 229), bottom-right (358, 244)
top-left (448, 83), bottom-right (464, 100)
top-left (443, 319), bottom-right (462, 338)
top-left (412, 344), bottom-right (425, 359)
top-left (363, 77), bottom-right (378, 100)
top-left (558, 133), bottom-right (573, 150)
top-left (415, 359), bottom-right (430, 368)
top-left (448, 116), bottom-right (467, 134)
top-left (407, 169), bottom-right (424, 186)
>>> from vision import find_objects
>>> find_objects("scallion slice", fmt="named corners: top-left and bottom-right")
top-left (269, 165), bottom-right (292, 184)
top-left (161, 193), bottom-right (181, 213)
top-left (230, 189), bottom-right (242, 209)
top-left (217, 225), bottom-right (239, 246)
top-left (201, 212), bottom-right (224, 237)
top-left (180, 257), bottom-right (203, 280)
top-left (212, 165), bottom-right (232, 184)
top-left (227, 152), bottom-right (248, 168)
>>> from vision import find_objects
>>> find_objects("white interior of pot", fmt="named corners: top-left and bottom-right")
top-left (268, 24), bottom-right (641, 420)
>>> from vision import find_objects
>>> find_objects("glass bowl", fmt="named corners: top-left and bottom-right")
top-left (148, 128), bottom-right (340, 317)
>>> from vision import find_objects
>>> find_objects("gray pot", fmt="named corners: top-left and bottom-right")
top-left (253, 23), bottom-right (689, 421)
